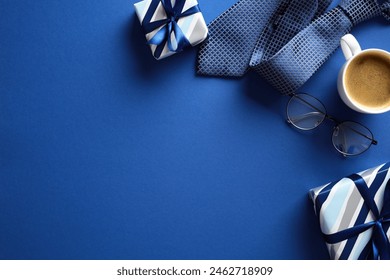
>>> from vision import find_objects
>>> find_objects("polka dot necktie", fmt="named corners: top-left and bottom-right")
top-left (197, 0), bottom-right (390, 95)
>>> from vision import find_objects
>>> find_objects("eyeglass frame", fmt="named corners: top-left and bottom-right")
top-left (285, 92), bottom-right (378, 157)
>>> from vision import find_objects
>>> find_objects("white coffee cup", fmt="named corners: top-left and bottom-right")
top-left (337, 34), bottom-right (390, 114)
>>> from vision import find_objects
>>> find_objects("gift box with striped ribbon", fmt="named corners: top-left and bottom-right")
top-left (134, 0), bottom-right (208, 60)
top-left (310, 163), bottom-right (390, 260)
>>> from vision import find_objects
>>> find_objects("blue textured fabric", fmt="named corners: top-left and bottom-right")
top-left (197, 0), bottom-right (390, 95)
top-left (197, 0), bottom-right (286, 77)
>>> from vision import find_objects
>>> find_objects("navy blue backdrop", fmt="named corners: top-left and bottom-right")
top-left (1, 0), bottom-right (389, 259)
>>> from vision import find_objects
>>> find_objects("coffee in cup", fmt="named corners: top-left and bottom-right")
top-left (337, 34), bottom-right (390, 114)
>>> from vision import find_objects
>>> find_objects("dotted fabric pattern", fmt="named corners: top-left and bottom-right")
top-left (250, 0), bottom-right (324, 66)
top-left (339, 0), bottom-right (382, 25)
top-left (251, 7), bottom-right (353, 95)
top-left (252, 0), bottom-right (387, 95)
top-left (197, 0), bottom-right (331, 77)
top-left (197, 0), bottom-right (389, 95)
top-left (197, 0), bottom-right (286, 77)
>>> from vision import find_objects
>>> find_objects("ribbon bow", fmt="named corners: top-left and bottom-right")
top-left (323, 171), bottom-right (390, 260)
top-left (141, 0), bottom-right (200, 59)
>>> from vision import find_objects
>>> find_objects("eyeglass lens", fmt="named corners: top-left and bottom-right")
top-left (332, 121), bottom-right (375, 156)
top-left (286, 93), bottom-right (326, 130)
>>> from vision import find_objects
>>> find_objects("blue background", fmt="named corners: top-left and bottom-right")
top-left (1, 0), bottom-right (389, 260)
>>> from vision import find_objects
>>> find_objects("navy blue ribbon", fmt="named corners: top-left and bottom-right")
top-left (323, 167), bottom-right (390, 260)
top-left (141, 0), bottom-right (200, 59)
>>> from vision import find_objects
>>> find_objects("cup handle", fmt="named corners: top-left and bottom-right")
top-left (340, 34), bottom-right (362, 61)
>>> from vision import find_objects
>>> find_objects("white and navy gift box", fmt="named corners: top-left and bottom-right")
top-left (134, 0), bottom-right (208, 60)
top-left (310, 162), bottom-right (390, 260)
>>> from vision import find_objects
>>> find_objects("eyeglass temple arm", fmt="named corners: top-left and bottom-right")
top-left (290, 94), bottom-right (378, 145)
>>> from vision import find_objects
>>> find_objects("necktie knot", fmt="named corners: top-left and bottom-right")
top-left (339, 0), bottom-right (390, 25)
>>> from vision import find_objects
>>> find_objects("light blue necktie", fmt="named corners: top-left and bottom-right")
top-left (197, 0), bottom-right (390, 95)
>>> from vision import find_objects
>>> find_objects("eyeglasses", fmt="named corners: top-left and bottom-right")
top-left (286, 93), bottom-right (377, 157)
